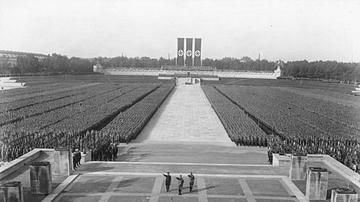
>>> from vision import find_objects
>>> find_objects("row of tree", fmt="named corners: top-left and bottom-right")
top-left (93, 56), bottom-right (175, 69)
top-left (8, 53), bottom-right (93, 74)
top-left (282, 60), bottom-right (360, 82)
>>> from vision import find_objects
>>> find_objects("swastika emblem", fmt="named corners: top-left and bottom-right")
top-left (178, 50), bottom-right (184, 57)
top-left (195, 50), bottom-right (201, 57)
top-left (186, 50), bottom-right (192, 57)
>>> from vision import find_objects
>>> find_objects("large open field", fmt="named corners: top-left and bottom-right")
top-left (1, 75), bottom-right (359, 167)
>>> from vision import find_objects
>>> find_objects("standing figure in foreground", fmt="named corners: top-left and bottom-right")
top-left (176, 175), bottom-right (184, 195)
top-left (163, 172), bottom-right (171, 192)
top-left (188, 172), bottom-right (195, 192)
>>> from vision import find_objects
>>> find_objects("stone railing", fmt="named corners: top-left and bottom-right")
top-left (0, 149), bottom-right (53, 180)
top-left (272, 153), bottom-right (360, 188)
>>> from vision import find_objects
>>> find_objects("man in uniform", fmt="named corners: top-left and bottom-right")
top-left (163, 172), bottom-right (171, 192)
top-left (188, 172), bottom-right (195, 192)
top-left (176, 175), bottom-right (184, 195)
top-left (73, 149), bottom-right (81, 170)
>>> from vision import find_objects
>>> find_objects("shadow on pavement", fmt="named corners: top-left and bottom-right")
top-left (117, 177), bottom-right (141, 188)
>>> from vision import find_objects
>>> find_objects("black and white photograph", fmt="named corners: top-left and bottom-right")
top-left (0, 0), bottom-right (360, 201)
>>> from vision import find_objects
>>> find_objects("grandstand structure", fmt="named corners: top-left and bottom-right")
top-left (95, 65), bottom-right (282, 81)
top-left (94, 38), bottom-right (282, 80)
top-left (0, 50), bottom-right (49, 74)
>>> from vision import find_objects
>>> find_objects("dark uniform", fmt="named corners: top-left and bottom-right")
top-left (188, 172), bottom-right (195, 192)
top-left (163, 172), bottom-right (171, 192)
top-left (176, 175), bottom-right (184, 195)
top-left (73, 149), bottom-right (81, 170)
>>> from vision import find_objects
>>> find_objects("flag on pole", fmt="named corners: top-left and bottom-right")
top-left (194, 38), bottom-right (202, 66)
top-left (177, 38), bottom-right (184, 66)
top-left (186, 38), bottom-right (193, 66)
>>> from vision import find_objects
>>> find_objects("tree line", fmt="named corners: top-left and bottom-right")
top-left (94, 56), bottom-right (175, 69)
top-left (282, 60), bottom-right (360, 82)
top-left (9, 53), bottom-right (93, 74)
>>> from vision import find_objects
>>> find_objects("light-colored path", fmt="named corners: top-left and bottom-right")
top-left (134, 84), bottom-right (234, 145)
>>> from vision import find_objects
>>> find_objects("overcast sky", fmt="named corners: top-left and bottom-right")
top-left (1, 0), bottom-right (359, 62)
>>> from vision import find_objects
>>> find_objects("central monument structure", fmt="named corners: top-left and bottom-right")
top-left (177, 38), bottom-right (202, 67)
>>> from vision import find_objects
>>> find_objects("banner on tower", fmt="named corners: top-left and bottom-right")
top-left (177, 38), bottom-right (185, 66)
top-left (186, 38), bottom-right (193, 66)
top-left (194, 38), bottom-right (202, 66)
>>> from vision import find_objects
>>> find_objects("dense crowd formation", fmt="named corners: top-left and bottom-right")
top-left (214, 85), bottom-right (360, 140)
top-left (0, 130), bottom-right (116, 162)
top-left (0, 83), bottom-right (174, 162)
top-left (1, 83), bottom-right (162, 134)
top-left (204, 84), bottom-right (360, 170)
top-left (202, 85), bottom-right (268, 147)
top-left (101, 85), bottom-right (174, 143)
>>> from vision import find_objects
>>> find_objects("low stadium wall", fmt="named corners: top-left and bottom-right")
top-left (99, 69), bottom-right (279, 79)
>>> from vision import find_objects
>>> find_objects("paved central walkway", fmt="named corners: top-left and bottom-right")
top-left (134, 84), bottom-right (234, 146)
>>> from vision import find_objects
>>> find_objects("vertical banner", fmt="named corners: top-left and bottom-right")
top-left (177, 38), bottom-right (184, 66)
top-left (186, 38), bottom-right (193, 66)
top-left (194, 38), bottom-right (202, 66)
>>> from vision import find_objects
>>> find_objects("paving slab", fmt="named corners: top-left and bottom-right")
top-left (108, 196), bottom-right (151, 202)
top-left (247, 179), bottom-right (289, 197)
top-left (66, 175), bottom-right (114, 193)
top-left (255, 199), bottom-right (296, 202)
top-left (208, 198), bottom-right (247, 202)
top-left (57, 195), bottom-right (102, 202)
top-left (159, 196), bottom-right (198, 202)
top-left (114, 176), bottom-right (155, 193)
top-left (205, 178), bottom-right (244, 196)
top-left (134, 85), bottom-right (234, 145)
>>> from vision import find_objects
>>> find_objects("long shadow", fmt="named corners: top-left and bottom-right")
top-left (167, 185), bottom-right (219, 195)
top-left (191, 185), bottom-right (219, 193)
top-left (117, 177), bottom-right (141, 188)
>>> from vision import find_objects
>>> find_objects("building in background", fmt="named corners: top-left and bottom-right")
top-left (0, 50), bottom-right (49, 75)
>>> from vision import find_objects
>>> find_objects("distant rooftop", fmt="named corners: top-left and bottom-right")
top-left (0, 50), bottom-right (49, 59)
